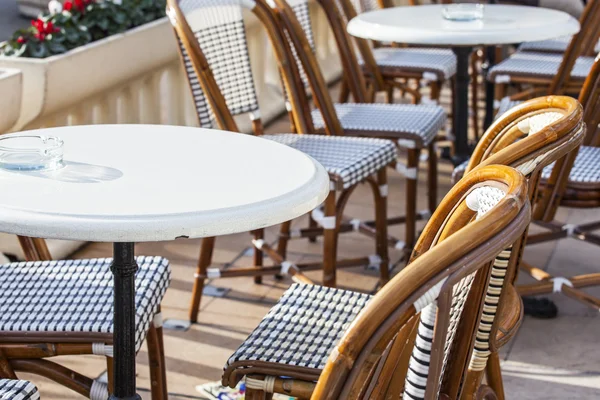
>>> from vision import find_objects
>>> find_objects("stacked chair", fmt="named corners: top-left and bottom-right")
top-left (223, 165), bottom-right (532, 399)
top-left (0, 379), bottom-right (39, 400)
top-left (223, 88), bottom-right (585, 399)
top-left (0, 237), bottom-right (170, 399)
top-left (489, 0), bottom-right (600, 113)
top-left (168, 0), bottom-right (449, 324)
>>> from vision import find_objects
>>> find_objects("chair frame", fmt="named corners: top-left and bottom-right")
top-left (517, 54), bottom-right (600, 309)
top-left (0, 236), bottom-right (168, 400)
top-left (224, 165), bottom-right (531, 400)
top-left (456, 95), bottom-right (585, 399)
top-left (268, 0), bottom-right (441, 257)
top-left (167, 0), bottom-right (393, 323)
top-left (492, 0), bottom-right (600, 105)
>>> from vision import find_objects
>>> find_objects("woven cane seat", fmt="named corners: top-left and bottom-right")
top-left (224, 284), bottom-right (371, 380)
top-left (542, 146), bottom-right (600, 191)
top-left (0, 380), bottom-right (39, 400)
top-left (519, 36), bottom-right (600, 54)
top-left (360, 47), bottom-right (457, 81)
top-left (0, 256), bottom-right (170, 351)
top-left (263, 134), bottom-right (396, 189)
top-left (489, 53), bottom-right (595, 83)
top-left (311, 103), bottom-right (447, 148)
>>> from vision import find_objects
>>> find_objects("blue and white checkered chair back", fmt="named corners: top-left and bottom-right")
top-left (404, 185), bottom-right (507, 400)
top-left (174, 0), bottom-right (261, 128)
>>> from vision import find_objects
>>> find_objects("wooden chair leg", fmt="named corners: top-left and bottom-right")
top-left (386, 85), bottom-right (394, 104)
top-left (147, 319), bottom-right (168, 400)
top-left (253, 229), bottom-right (264, 284)
top-left (485, 351), bottom-right (505, 400)
top-left (376, 169), bottom-right (390, 285)
top-left (338, 78), bottom-right (350, 103)
top-left (106, 357), bottom-right (114, 394)
top-left (322, 190), bottom-right (338, 287)
top-left (405, 148), bottom-right (421, 250)
top-left (427, 142), bottom-right (438, 214)
top-left (429, 80), bottom-right (441, 103)
top-left (189, 236), bottom-right (215, 323)
top-left (0, 349), bottom-right (17, 379)
top-left (277, 221), bottom-right (292, 260)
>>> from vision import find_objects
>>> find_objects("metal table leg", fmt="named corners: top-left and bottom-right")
top-left (483, 45), bottom-right (496, 130)
top-left (451, 46), bottom-right (474, 166)
top-left (110, 242), bottom-right (141, 400)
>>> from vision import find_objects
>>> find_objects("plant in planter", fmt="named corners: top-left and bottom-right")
top-left (0, 0), bottom-right (166, 58)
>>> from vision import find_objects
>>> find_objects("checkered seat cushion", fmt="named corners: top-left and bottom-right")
top-left (263, 134), bottom-right (397, 189)
top-left (225, 284), bottom-right (371, 378)
top-left (311, 103), bottom-right (447, 148)
top-left (0, 380), bottom-right (39, 400)
top-left (360, 47), bottom-right (457, 81)
top-left (489, 53), bottom-right (595, 83)
top-left (542, 146), bottom-right (600, 189)
top-left (519, 37), bottom-right (600, 54)
top-left (0, 256), bottom-right (170, 352)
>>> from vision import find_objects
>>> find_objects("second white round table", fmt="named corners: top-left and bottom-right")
top-left (348, 4), bottom-right (580, 163)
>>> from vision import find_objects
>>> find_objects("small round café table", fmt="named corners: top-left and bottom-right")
top-left (0, 125), bottom-right (329, 400)
top-left (347, 4), bottom-right (580, 164)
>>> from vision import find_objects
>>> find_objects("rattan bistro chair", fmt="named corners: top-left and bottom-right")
top-left (489, 0), bottom-right (600, 109)
top-left (0, 237), bottom-right (170, 400)
top-left (0, 379), bottom-right (39, 400)
top-left (167, 0), bottom-right (398, 322)
top-left (448, 96), bottom-right (585, 397)
top-left (267, 0), bottom-right (447, 254)
top-left (222, 164), bottom-right (531, 399)
top-left (338, 0), bottom-right (457, 106)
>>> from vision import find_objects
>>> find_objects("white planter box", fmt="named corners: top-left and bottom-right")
top-left (0, 18), bottom-right (178, 131)
top-left (0, 68), bottom-right (22, 134)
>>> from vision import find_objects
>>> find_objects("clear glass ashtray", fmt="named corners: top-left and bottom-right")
top-left (0, 135), bottom-right (64, 171)
top-left (442, 4), bottom-right (484, 21)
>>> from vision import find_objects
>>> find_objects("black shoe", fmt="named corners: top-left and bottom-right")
top-left (522, 296), bottom-right (558, 319)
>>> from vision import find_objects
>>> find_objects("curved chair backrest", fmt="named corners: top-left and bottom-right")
top-left (166, 0), bottom-right (317, 135)
top-left (311, 165), bottom-right (531, 399)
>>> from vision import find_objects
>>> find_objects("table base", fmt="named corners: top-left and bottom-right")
top-left (110, 242), bottom-right (141, 400)
top-left (451, 46), bottom-right (474, 166)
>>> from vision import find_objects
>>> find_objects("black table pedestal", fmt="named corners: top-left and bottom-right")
top-left (451, 46), bottom-right (474, 166)
top-left (109, 242), bottom-right (141, 400)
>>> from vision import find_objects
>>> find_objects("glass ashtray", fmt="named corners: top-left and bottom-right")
top-left (442, 4), bottom-right (484, 21)
top-left (0, 135), bottom-right (64, 171)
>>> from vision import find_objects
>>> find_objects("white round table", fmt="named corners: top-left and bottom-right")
top-left (0, 124), bottom-right (329, 399)
top-left (348, 4), bottom-right (580, 163)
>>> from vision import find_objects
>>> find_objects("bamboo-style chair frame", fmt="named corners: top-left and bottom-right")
top-left (516, 54), bottom-right (600, 309)
top-left (223, 165), bottom-right (531, 400)
top-left (167, 0), bottom-right (394, 322)
top-left (268, 0), bottom-right (445, 257)
top-left (491, 0), bottom-right (600, 105)
top-left (455, 95), bottom-right (585, 398)
top-left (0, 237), bottom-right (168, 400)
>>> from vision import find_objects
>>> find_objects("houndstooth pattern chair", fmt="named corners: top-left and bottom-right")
top-left (0, 255), bottom-right (171, 400)
top-left (269, 0), bottom-right (447, 256)
top-left (222, 165), bottom-right (532, 399)
top-left (520, 36), bottom-right (600, 54)
top-left (168, 0), bottom-right (397, 324)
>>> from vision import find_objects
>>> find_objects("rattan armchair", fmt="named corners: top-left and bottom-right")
top-left (0, 237), bottom-right (170, 400)
top-left (267, 0), bottom-right (448, 259)
top-left (168, 0), bottom-right (399, 323)
top-left (223, 164), bottom-right (531, 399)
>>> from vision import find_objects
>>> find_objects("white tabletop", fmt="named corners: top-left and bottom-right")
top-left (0, 125), bottom-right (329, 242)
top-left (347, 4), bottom-right (580, 46)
